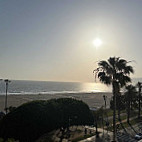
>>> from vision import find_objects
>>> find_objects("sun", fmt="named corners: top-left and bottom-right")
top-left (93, 38), bottom-right (102, 47)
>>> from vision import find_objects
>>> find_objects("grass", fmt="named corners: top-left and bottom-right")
top-left (107, 117), bottom-right (142, 132)
top-left (96, 109), bottom-right (141, 130)
top-left (38, 109), bottom-right (142, 142)
top-left (0, 138), bottom-right (15, 142)
top-left (105, 109), bottom-right (113, 117)
top-left (120, 117), bottom-right (142, 129)
top-left (72, 109), bottom-right (142, 141)
top-left (105, 109), bottom-right (138, 118)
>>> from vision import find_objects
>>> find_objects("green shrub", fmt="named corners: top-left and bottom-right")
top-left (6, 138), bottom-right (15, 142)
top-left (0, 138), bottom-right (15, 142)
top-left (0, 98), bottom-right (93, 142)
top-left (0, 138), bottom-right (3, 142)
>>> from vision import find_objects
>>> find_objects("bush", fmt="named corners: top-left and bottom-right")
top-left (0, 98), bottom-right (93, 142)
top-left (0, 138), bottom-right (15, 142)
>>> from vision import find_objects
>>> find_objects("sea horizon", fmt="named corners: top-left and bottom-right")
top-left (0, 77), bottom-right (141, 95)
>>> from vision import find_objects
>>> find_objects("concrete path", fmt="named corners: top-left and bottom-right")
top-left (79, 128), bottom-right (113, 142)
top-left (79, 114), bottom-right (142, 142)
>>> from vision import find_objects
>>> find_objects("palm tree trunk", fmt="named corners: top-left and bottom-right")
top-left (127, 102), bottom-right (130, 123)
top-left (5, 82), bottom-right (8, 114)
top-left (117, 95), bottom-right (121, 121)
top-left (96, 123), bottom-right (98, 137)
top-left (126, 93), bottom-right (130, 123)
top-left (130, 98), bottom-right (133, 110)
top-left (127, 110), bottom-right (130, 123)
top-left (130, 102), bottom-right (132, 110)
top-left (138, 82), bottom-right (142, 118)
top-left (138, 83), bottom-right (141, 119)
top-left (112, 81), bottom-right (117, 142)
top-left (113, 94), bottom-right (116, 142)
top-left (118, 109), bottom-right (121, 121)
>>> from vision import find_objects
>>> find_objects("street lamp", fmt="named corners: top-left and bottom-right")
top-left (4, 79), bottom-right (11, 114)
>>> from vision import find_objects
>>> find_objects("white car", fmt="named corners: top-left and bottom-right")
top-left (135, 133), bottom-right (142, 140)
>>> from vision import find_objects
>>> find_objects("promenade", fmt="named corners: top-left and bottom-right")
top-left (79, 128), bottom-right (113, 142)
top-left (79, 117), bottom-right (142, 142)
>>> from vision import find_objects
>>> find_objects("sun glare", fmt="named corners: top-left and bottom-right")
top-left (93, 38), bottom-right (102, 47)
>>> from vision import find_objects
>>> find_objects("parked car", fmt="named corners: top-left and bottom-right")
top-left (0, 111), bottom-right (5, 119)
top-left (135, 133), bottom-right (142, 140)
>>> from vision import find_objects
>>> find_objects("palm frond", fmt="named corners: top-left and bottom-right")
top-left (98, 60), bottom-right (113, 75)
top-left (126, 85), bottom-right (136, 91)
top-left (121, 75), bottom-right (131, 87)
top-left (116, 59), bottom-right (126, 71)
top-left (94, 57), bottom-right (134, 88)
top-left (108, 57), bottom-right (116, 68)
top-left (123, 65), bottom-right (134, 74)
top-left (98, 74), bottom-right (112, 85)
top-left (98, 61), bottom-right (110, 69)
top-left (118, 59), bottom-right (127, 65)
top-left (98, 71), bottom-right (105, 78)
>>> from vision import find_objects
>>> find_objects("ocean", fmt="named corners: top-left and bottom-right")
top-left (0, 78), bottom-right (141, 95)
top-left (0, 80), bottom-right (111, 95)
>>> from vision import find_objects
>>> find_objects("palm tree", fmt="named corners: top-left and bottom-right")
top-left (110, 94), bottom-right (125, 121)
top-left (117, 93), bottom-right (125, 121)
top-left (94, 57), bottom-right (134, 142)
top-left (137, 82), bottom-right (142, 119)
top-left (124, 85), bottom-right (137, 123)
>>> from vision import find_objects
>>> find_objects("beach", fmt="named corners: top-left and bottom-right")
top-left (0, 92), bottom-right (112, 111)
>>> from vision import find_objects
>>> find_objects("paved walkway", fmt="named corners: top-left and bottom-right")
top-left (79, 114), bottom-right (142, 142)
top-left (79, 128), bottom-right (113, 142)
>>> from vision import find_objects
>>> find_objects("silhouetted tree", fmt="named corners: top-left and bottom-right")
top-left (137, 82), bottom-right (142, 119)
top-left (94, 57), bottom-right (134, 142)
top-left (110, 94), bottom-right (125, 120)
top-left (124, 85), bottom-right (137, 123)
top-left (0, 98), bottom-right (93, 142)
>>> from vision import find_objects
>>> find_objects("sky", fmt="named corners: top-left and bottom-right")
top-left (1, 0), bottom-right (142, 82)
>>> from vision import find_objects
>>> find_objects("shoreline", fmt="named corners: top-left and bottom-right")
top-left (0, 92), bottom-right (112, 111)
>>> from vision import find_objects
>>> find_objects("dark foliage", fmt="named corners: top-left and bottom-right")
top-left (0, 98), bottom-right (93, 142)
top-left (94, 57), bottom-right (133, 87)
top-left (110, 95), bottom-right (126, 111)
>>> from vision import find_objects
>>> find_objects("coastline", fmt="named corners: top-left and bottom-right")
top-left (0, 92), bottom-right (112, 111)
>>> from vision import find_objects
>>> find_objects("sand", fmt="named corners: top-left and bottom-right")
top-left (0, 92), bottom-right (112, 111)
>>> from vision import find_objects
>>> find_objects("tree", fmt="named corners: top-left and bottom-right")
top-left (0, 98), bottom-right (93, 142)
top-left (124, 85), bottom-right (137, 123)
top-left (94, 57), bottom-right (134, 142)
top-left (110, 94), bottom-right (125, 120)
top-left (137, 82), bottom-right (142, 119)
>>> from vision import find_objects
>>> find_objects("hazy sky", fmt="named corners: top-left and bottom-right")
top-left (1, 0), bottom-right (142, 82)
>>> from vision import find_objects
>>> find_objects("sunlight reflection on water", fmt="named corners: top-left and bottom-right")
top-left (81, 82), bottom-right (111, 93)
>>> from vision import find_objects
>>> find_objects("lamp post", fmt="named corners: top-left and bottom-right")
top-left (4, 79), bottom-right (11, 114)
